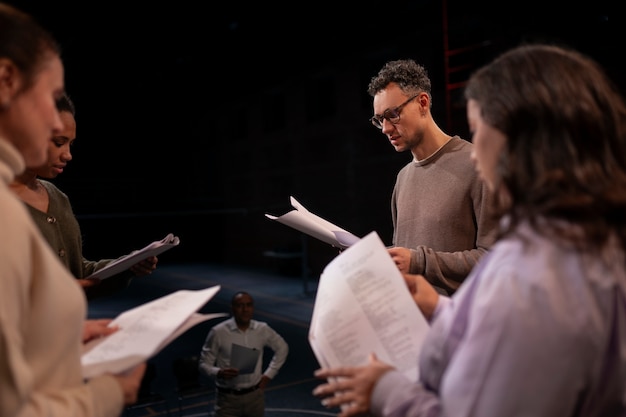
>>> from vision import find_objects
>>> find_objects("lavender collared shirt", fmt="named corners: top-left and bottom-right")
top-left (371, 220), bottom-right (626, 417)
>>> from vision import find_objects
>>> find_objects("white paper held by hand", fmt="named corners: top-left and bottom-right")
top-left (309, 231), bottom-right (429, 382)
top-left (265, 196), bottom-right (360, 249)
top-left (85, 233), bottom-right (181, 280)
top-left (81, 285), bottom-right (227, 379)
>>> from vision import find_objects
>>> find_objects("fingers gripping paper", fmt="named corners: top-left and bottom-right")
top-left (308, 231), bottom-right (429, 382)
top-left (81, 285), bottom-right (227, 379)
top-left (85, 233), bottom-right (180, 280)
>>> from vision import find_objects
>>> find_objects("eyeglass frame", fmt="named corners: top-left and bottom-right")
top-left (370, 93), bottom-right (421, 129)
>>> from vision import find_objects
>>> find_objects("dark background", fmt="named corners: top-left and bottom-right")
top-left (8, 0), bottom-right (623, 276)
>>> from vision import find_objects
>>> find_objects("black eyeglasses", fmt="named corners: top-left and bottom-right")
top-left (370, 94), bottom-right (420, 129)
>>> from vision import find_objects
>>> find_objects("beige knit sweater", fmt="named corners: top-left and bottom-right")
top-left (0, 138), bottom-right (124, 417)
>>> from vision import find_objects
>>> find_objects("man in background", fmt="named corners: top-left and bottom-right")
top-left (199, 291), bottom-right (289, 417)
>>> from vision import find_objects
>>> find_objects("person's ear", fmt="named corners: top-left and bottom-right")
top-left (0, 58), bottom-right (20, 110)
top-left (417, 92), bottom-right (429, 114)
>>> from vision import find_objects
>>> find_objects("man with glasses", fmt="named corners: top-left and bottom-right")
top-left (367, 59), bottom-right (498, 294)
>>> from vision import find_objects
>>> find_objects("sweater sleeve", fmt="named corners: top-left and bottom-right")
top-left (391, 138), bottom-right (499, 294)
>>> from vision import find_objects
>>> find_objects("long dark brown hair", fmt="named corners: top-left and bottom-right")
top-left (465, 44), bottom-right (626, 252)
top-left (0, 3), bottom-right (60, 94)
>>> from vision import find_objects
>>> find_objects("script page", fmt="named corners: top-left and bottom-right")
top-left (265, 196), bottom-right (360, 249)
top-left (85, 233), bottom-right (181, 280)
top-left (81, 285), bottom-right (225, 378)
top-left (309, 231), bottom-right (429, 382)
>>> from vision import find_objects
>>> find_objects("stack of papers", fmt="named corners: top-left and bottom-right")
top-left (86, 233), bottom-right (181, 280)
top-left (309, 231), bottom-right (429, 382)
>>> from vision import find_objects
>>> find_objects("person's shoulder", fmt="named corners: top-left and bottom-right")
top-left (480, 223), bottom-right (610, 326)
top-left (442, 136), bottom-right (478, 171)
top-left (0, 188), bottom-right (53, 259)
top-left (396, 159), bottom-right (415, 176)
top-left (449, 135), bottom-right (473, 150)
top-left (40, 180), bottom-right (74, 212)
top-left (213, 316), bottom-right (234, 328)
top-left (250, 319), bottom-right (271, 329)
top-left (0, 188), bottom-right (35, 229)
top-left (39, 180), bottom-right (69, 199)
top-left (483, 221), bottom-right (572, 289)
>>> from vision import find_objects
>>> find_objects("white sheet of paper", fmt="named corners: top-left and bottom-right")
top-left (81, 285), bottom-right (226, 378)
top-left (230, 343), bottom-right (260, 374)
top-left (309, 231), bottom-right (429, 382)
top-left (265, 196), bottom-right (360, 249)
top-left (86, 233), bottom-right (181, 280)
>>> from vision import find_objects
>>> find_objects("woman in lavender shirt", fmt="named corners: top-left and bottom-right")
top-left (313, 44), bottom-right (626, 417)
